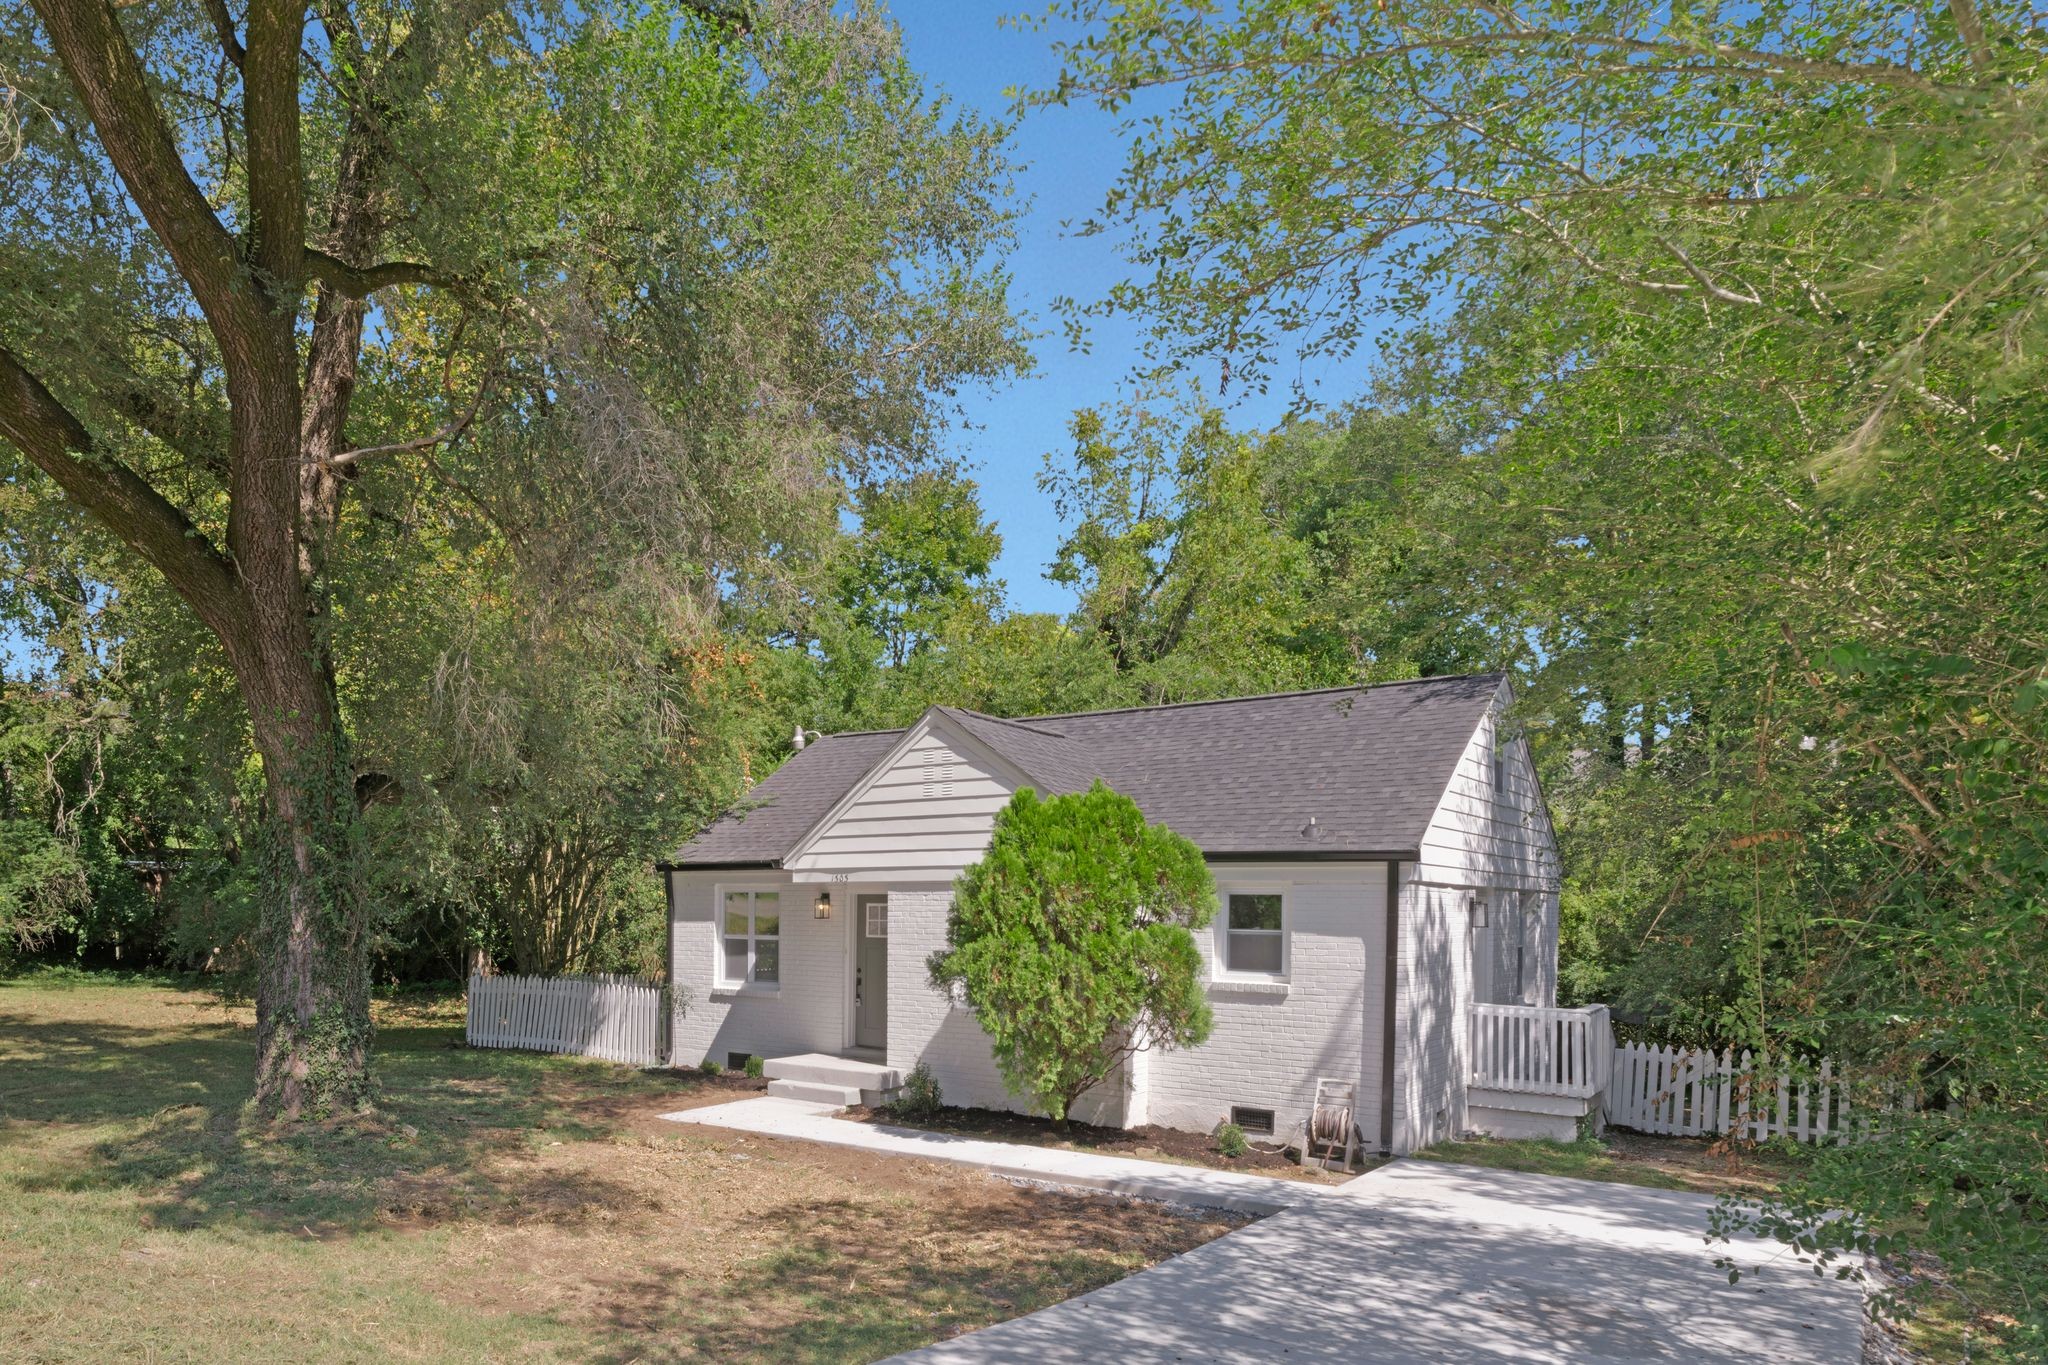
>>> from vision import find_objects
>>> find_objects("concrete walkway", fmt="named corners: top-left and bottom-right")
top-left (660, 1095), bottom-right (1330, 1214)
top-left (660, 1098), bottom-right (1867, 1362)
top-left (894, 1160), bottom-right (1868, 1363)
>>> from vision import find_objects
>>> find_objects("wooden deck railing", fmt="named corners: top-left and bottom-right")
top-left (1470, 1002), bottom-right (1613, 1098)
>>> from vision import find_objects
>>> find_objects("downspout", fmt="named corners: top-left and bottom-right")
top-left (662, 869), bottom-right (678, 1068)
top-left (1379, 860), bottom-right (1401, 1154)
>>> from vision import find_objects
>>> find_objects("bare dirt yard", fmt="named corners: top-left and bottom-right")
top-left (0, 973), bottom-right (1241, 1363)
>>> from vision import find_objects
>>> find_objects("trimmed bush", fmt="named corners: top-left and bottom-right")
top-left (1214, 1122), bottom-right (1248, 1158)
top-left (929, 783), bottom-right (1216, 1123)
top-left (894, 1061), bottom-right (943, 1120)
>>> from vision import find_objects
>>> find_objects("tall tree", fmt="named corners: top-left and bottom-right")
top-left (839, 472), bottom-right (1003, 669)
top-left (0, 0), bottom-right (1019, 1114)
top-left (1040, 0), bottom-right (2047, 1334)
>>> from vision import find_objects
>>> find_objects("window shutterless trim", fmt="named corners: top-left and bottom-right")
top-left (714, 884), bottom-right (783, 990)
top-left (1214, 885), bottom-right (1288, 982)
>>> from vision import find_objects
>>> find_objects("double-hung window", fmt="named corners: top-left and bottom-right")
top-left (1221, 891), bottom-right (1285, 977)
top-left (721, 889), bottom-right (780, 987)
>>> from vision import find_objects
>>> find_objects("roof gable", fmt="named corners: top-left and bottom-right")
top-left (664, 673), bottom-right (1510, 868)
top-left (777, 707), bottom-right (1046, 874)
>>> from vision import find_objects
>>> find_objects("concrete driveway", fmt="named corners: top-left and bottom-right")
top-left (891, 1159), bottom-right (1867, 1363)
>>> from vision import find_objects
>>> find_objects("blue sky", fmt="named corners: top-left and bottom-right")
top-left (888, 3), bottom-right (1360, 615)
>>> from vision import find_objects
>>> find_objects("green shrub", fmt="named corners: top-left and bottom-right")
top-left (928, 783), bottom-right (1216, 1122)
top-left (743, 1054), bottom-right (764, 1079)
top-left (893, 1061), bottom-right (943, 1120)
top-left (699, 1058), bottom-right (722, 1076)
top-left (1214, 1122), bottom-right (1248, 1158)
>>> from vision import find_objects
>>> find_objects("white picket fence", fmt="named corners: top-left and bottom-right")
top-left (1607, 1043), bottom-right (1853, 1144)
top-left (1472, 1002), bottom-right (1615, 1098)
top-left (465, 972), bottom-right (666, 1068)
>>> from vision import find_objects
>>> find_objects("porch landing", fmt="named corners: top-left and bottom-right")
top-left (761, 1052), bottom-right (901, 1107)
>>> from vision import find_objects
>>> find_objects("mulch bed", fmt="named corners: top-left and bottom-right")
top-left (845, 1103), bottom-right (1325, 1179)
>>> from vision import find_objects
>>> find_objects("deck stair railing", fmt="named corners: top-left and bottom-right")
top-left (1470, 1002), bottom-right (1613, 1099)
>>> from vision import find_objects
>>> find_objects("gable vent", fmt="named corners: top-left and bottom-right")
top-left (919, 749), bottom-right (956, 798)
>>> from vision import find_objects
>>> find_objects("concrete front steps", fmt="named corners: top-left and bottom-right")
top-left (763, 1053), bottom-right (901, 1109)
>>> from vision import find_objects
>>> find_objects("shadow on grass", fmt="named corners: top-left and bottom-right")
top-left (582, 1190), bottom-right (1225, 1364)
top-left (0, 993), bottom-right (738, 1239)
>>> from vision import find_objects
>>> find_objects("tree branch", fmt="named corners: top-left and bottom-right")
top-left (327, 366), bottom-right (497, 469)
top-left (200, 0), bottom-right (246, 70)
top-left (27, 0), bottom-right (258, 341)
top-left (1947, 0), bottom-right (1994, 74)
top-left (241, 0), bottom-right (305, 287)
top-left (303, 248), bottom-right (455, 298)
top-left (0, 346), bottom-right (244, 634)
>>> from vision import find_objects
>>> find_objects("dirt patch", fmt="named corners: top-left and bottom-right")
top-left (845, 1103), bottom-right (1357, 1182)
top-left (3, 975), bottom-right (1242, 1363)
top-left (428, 1118), bottom-right (1250, 1358)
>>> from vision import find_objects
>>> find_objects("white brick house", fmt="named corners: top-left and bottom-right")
top-left (660, 674), bottom-right (1570, 1154)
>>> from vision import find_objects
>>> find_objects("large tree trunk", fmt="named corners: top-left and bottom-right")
top-left (12, 0), bottom-right (377, 1119)
top-left (234, 599), bottom-right (374, 1118)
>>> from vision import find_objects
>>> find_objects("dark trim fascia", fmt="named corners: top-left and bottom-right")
top-left (1379, 860), bottom-right (1401, 1155)
top-left (654, 859), bottom-right (780, 872)
top-left (1204, 848), bottom-right (1418, 863)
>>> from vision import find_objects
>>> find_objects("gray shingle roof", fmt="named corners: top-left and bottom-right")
top-left (663, 673), bottom-right (1505, 867)
top-left (663, 729), bottom-right (901, 867)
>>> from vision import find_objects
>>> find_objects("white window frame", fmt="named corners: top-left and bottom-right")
top-left (715, 885), bottom-right (783, 992)
top-left (1215, 885), bottom-right (1289, 982)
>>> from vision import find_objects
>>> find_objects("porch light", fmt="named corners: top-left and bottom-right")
top-left (814, 890), bottom-right (833, 920)
top-left (1469, 897), bottom-right (1489, 928)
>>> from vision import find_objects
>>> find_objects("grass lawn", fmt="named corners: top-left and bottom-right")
top-left (0, 972), bottom-right (1241, 1364)
top-left (1412, 1128), bottom-right (1807, 1198)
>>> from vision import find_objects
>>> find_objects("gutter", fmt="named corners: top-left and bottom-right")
top-left (1205, 848), bottom-right (1419, 864)
top-left (653, 858), bottom-right (779, 872)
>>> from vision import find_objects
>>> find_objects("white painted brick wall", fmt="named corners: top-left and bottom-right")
top-left (666, 870), bottom-right (844, 1068)
top-left (1396, 879), bottom-right (1475, 1151)
top-left (1145, 865), bottom-right (1385, 1146)
top-left (883, 885), bottom-right (1131, 1126)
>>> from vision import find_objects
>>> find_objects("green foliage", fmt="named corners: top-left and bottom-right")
top-left (0, 0), bottom-right (1025, 1001)
top-left (698, 1058), bottom-right (723, 1077)
top-left (928, 783), bottom-right (1215, 1122)
top-left (839, 474), bottom-right (1004, 669)
top-left (893, 1061), bottom-right (943, 1120)
top-left (1042, 0), bottom-right (2047, 1338)
top-left (743, 1053), bottom-right (765, 1079)
top-left (1213, 1122), bottom-right (1247, 1159)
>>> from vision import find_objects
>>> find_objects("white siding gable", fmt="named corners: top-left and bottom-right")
top-left (783, 713), bottom-right (1025, 883)
top-left (1414, 685), bottom-right (1559, 893)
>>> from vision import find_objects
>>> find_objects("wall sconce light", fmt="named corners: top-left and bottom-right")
top-left (814, 890), bottom-right (833, 920)
top-left (1469, 897), bottom-right (1489, 928)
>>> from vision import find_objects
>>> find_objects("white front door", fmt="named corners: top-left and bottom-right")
top-left (854, 894), bottom-right (888, 1050)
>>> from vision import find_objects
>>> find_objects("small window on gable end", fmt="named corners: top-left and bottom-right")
top-left (1231, 1106), bottom-right (1275, 1136)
